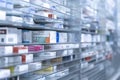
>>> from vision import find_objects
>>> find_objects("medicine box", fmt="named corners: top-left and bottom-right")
top-left (0, 27), bottom-right (19, 44)
top-left (22, 54), bottom-right (33, 63)
top-left (7, 16), bottom-right (23, 23)
top-left (0, 56), bottom-right (21, 64)
top-left (59, 32), bottom-right (67, 43)
top-left (35, 66), bottom-right (54, 74)
top-left (28, 45), bottom-right (44, 52)
top-left (0, 69), bottom-right (10, 79)
top-left (28, 62), bottom-right (42, 70)
top-left (32, 31), bottom-right (56, 43)
top-left (17, 29), bottom-right (22, 43)
top-left (6, 0), bottom-right (13, 9)
top-left (14, 64), bottom-right (28, 72)
top-left (40, 52), bottom-right (56, 58)
top-left (0, 46), bottom-right (12, 55)
top-left (13, 45), bottom-right (28, 54)
top-left (0, 10), bottom-right (6, 20)
top-left (0, 0), bottom-right (6, 8)
top-left (22, 30), bottom-right (32, 43)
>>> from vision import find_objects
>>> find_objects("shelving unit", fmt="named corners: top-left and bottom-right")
top-left (0, 0), bottom-right (81, 80)
top-left (0, 0), bottom-right (110, 80)
top-left (80, 0), bottom-right (107, 80)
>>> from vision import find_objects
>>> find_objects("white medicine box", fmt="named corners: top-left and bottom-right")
top-left (0, 10), bottom-right (6, 20)
top-left (0, 28), bottom-right (19, 44)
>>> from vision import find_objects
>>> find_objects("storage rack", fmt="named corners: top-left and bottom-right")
top-left (80, 0), bottom-right (107, 80)
top-left (0, 0), bottom-right (110, 80)
top-left (0, 0), bottom-right (81, 80)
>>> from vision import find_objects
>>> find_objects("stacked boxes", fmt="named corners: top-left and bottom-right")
top-left (0, 56), bottom-right (22, 64)
top-left (0, 28), bottom-right (22, 44)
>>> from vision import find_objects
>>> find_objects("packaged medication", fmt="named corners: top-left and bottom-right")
top-left (0, 0), bottom-right (6, 8)
top-left (22, 54), bottom-right (33, 63)
top-left (14, 64), bottom-right (28, 72)
top-left (22, 30), bottom-right (32, 43)
top-left (40, 52), bottom-right (56, 58)
top-left (17, 29), bottom-right (22, 43)
top-left (59, 33), bottom-right (67, 43)
top-left (0, 69), bottom-right (10, 79)
top-left (6, 0), bottom-right (13, 9)
top-left (0, 46), bottom-right (12, 55)
top-left (28, 45), bottom-right (44, 52)
top-left (13, 45), bottom-right (28, 54)
top-left (32, 31), bottom-right (56, 43)
top-left (28, 62), bottom-right (42, 70)
top-left (0, 28), bottom-right (18, 44)
top-left (7, 16), bottom-right (23, 23)
top-left (0, 56), bottom-right (21, 64)
top-left (0, 10), bottom-right (6, 20)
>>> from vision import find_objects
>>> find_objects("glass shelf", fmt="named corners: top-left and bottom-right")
top-left (0, 54), bottom-right (76, 68)
top-left (0, 20), bottom-right (79, 32)
top-left (22, 63), bottom-right (80, 80)
top-left (0, 58), bottom-right (80, 79)
top-left (0, 42), bottom-right (79, 46)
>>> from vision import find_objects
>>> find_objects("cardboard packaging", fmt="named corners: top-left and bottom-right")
top-left (22, 54), bottom-right (33, 63)
top-left (17, 29), bottom-right (22, 43)
top-left (28, 62), bottom-right (42, 70)
top-left (0, 10), bottom-right (6, 20)
top-left (7, 16), bottom-right (23, 23)
top-left (14, 64), bottom-right (28, 72)
top-left (30, 0), bottom-right (44, 6)
top-left (36, 66), bottom-right (56, 74)
top-left (13, 45), bottom-right (28, 54)
top-left (22, 30), bottom-right (32, 43)
top-left (0, 46), bottom-right (12, 55)
top-left (0, 28), bottom-right (19, 44)
top-left (28, 45), bottom-right (44, 52)
top-left (59, 33), bottom-right (67, 43)
top-left (0, 0), bottom-right (6, 8)
top-left (7, 66), bottom-right (14, 73)
top-left (6, 0), bottom-right (13, 9)
top-left (32, 31), bottom-right (56, 43)
top-left (0, 56), bottom-right (21, 64)
top-left (0, 69), bottom-right (10, 79)
top-left (50, 57), bottom-right (62, 64)
top-left (40, 52), bottom-right (56, 58)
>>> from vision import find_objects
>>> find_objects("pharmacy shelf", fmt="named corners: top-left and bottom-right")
top-left (0, 58), bottom-right (80, 79)
top-left (50, 0), bottom-right (81, 13)
top-left (0, 54), bottom-right (77, 68)
top-left (0, 47), bottom-right (79, 57)
top-left (81, 63), bottom-right (100, 74)
top-left (0, 20), bottom-right (79, 32)
top-left (57, 69), bottom-right (80, 80)
top-left (21, 63), bottom-right (80, 80)
top-left (13, 0), bottom-right (71, 17)
top-left (0, 42), bottom-right (79, 46)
